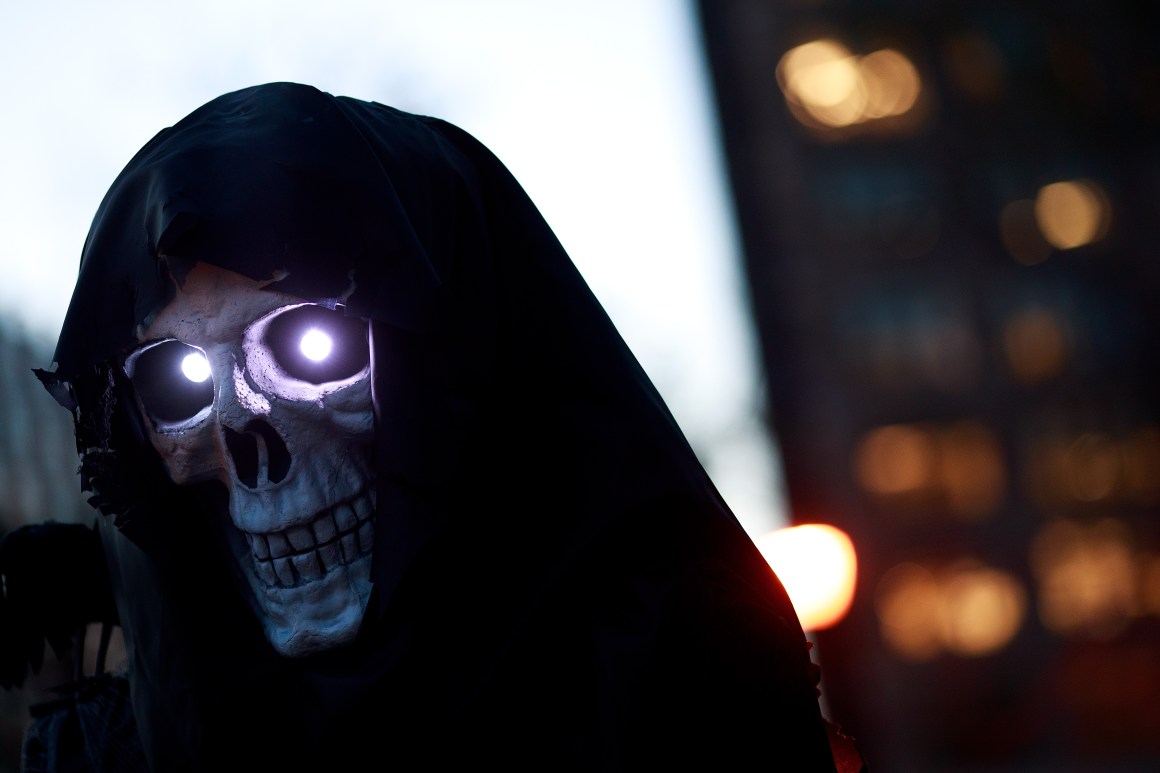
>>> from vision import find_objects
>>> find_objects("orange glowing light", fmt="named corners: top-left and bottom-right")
top-left (1064, 433), bottom-right (1121, 502)
top-left (777, 39), bottom-right (922, 130)
top-left (854, 424), bottom-right (936, 495)
top-left (755, 524), bottom-right (858, 631)
top-left (875, 563), bottom-right (942, 661)
top-left (779, 39), bottom-right (861, 105)
top-left (876, 560), bottom-right (1027, 659)
top-left (1034, 179), bottom-right (1111, 250)
top-left (1030, 518), bottom-right (1137, 638)
top-left (859, 49), bottom-right (921, 118)
top-left (937, 564), bottom-right (1027, 656)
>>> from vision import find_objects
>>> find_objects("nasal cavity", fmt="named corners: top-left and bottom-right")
top-left (246, 420), bottom-right (292, 483)
top-left (224, 420), bottom-right (292, 488)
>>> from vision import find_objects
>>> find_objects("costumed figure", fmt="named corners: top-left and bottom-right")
top-left (0, 83), bottom-right (861, 772)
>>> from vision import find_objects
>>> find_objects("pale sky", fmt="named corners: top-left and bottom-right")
top-left (0, 0), bottom-right (789, 535)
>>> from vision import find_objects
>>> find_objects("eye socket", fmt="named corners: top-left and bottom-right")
top-left (126, 340), bottom-right (215, 424)
top-left (261, 305), bottom-right (369, 384)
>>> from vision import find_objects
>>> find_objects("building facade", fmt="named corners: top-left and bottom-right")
top-left (696, 1), bottom-right (1160, 769)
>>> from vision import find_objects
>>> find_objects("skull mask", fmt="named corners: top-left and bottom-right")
top-left (124, 261), bottom-right (376, 658)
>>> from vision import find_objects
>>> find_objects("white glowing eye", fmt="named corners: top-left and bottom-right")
top-left (300, 329), bottom-right (333, 361)
top-left (259, 305), bottom-right (368, 384)
top-left (181, 352), bottom-right (211, 383)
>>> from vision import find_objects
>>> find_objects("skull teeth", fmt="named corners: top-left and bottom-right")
top-left (292, 549), bottom-right (325, 581)
top-left (265, 532), bottom-right (289, 560)
top-left (287, 525), bottom-right (314, 552)
top-left (246, 490), bottom-right (375, 588)
top-left (273, 556), bottom-right (296, 586)
top-left (334, 502), bottom-right (358, 533)
top-left (317, 541), bottom-right (342, 572)
top-left (312, 514), bottom-right (337, 544)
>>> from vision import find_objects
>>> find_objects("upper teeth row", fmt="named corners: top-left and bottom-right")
top-left (245, 490), bottom-right (375, 588)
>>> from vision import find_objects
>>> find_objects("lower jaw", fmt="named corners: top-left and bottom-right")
top-left (253, 550), bottom-right (375, 658)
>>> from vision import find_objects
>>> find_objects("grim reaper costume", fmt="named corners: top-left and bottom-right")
top-left (1, 83), bottom-right (847, 771)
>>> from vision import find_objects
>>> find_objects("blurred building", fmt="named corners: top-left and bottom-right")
top-left (0, 323), bottom-right (89, 532)
top-left (695, 1), bottom-right (1160, 770)
top-left (0, 319), bottom-right (92, 771)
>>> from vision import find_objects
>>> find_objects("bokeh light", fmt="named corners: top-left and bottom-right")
top-left (1034, 179), bottom-right (1111, 250)
top-left (1024, 429), bottom-right (1160, 510)
top-left (1031, 518), bottom-right (1137, 638)
top-left (859, 49), bottom-right (922, 119)
top-left (854, 424), bottom-right (936, 496)
top-left (1064, 433), bottom-right (1122, 502)
top-left (876, 560), bottom-right (1027, 660)
top-left (875, 562), bottom-right (943, 660)
top-left (778, 39), bottom-right (865, 127)
top-left (777, 39), bottom-right (922, 130)
top-left (755, 523), bottom-right (858, 630)
top-left (854, 421), bottom-right (1006, 520)
top-left (937, 564), bottom-right (1027, 657)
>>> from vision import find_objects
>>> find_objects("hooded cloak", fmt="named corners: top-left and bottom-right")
top-left (39, 82), bottom-right (838, 771)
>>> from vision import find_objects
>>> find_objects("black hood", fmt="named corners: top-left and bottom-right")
top-left (43, 83), bottom-right (835, 771)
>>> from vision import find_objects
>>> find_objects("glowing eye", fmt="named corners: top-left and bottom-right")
top-left (300, 329), bottom-right (333, 361)
top-left (125, 340), bottom-right (215, 424)
top-left (181, 352), bottom-right (212, 382)
top-left (261, 305), bottom-right (369, 384)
